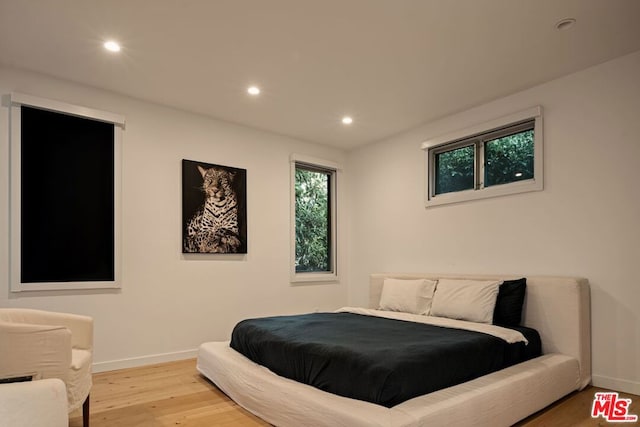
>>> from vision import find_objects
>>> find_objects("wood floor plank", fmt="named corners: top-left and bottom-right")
top-left (70, 359), bottom-right (268, 427)
top-left (70, 358), bottom-right (638, 426)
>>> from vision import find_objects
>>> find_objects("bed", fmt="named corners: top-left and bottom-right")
top-left (197, 274), bottom-right (591, 426)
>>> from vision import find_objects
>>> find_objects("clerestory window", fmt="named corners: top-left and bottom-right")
top-left (422, 106), bottom-right (543, 207)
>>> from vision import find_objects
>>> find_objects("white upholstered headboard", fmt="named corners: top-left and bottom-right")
top-left (369, 273), bottom-right (591, 389)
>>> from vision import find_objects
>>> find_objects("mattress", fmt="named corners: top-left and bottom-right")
top-left (230, 310), bottom-right (541, 407)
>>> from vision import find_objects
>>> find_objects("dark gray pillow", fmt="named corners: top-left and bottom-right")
top-left (493, 278), bottom-right (526, 326)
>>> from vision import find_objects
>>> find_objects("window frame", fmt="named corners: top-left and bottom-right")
top-left (422, 106), bottom-right (543, 207)
top-left (8, 92), bottom-right (125, 292)
top-left (290, 154), bottom-right (338, 283)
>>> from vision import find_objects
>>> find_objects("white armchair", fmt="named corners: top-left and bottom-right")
top-left (0, 378), bottom-right (69, 427)
top-left (0, 308), bottom-right (93, 427)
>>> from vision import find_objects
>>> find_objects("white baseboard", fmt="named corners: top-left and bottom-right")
top-left (92, 348), bottom-right (198, 373)
top-left (592, 374), bottom-right (640, 396)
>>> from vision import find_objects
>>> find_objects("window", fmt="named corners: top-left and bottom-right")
top-left (8, 93), bottom-right (124, 291)
top-left (434, 143), bottom-right (475, 195)
top-left (290, 154), bottom-right (338, 283)
top-left (422, 106), bottom-right (542, 207)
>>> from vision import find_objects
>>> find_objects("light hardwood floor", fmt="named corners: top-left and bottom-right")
top-left (70, 359), bottom-right (638, 427)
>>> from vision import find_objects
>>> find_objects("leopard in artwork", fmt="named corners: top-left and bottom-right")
top-left (184, 165), bottom-right (241, 253)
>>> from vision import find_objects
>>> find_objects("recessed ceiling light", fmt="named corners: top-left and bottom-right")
top-left (555, 18), bottom-right (576, 31)
top-left (247, 86), bottom-right (260, 96)
top-left (342, 116), bottom-right (353, 125)
top-left (103, 40), bottom-right (121, 52)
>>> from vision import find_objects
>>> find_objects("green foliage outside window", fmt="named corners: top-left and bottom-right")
top-left (484, 129), bottom-right (534, 187)
top-left (295, 167), bottom-right (330, 272)
top-left (435, 145), bottom-right (475, 195)
top-left (435, 129), bottom-right (534, 195)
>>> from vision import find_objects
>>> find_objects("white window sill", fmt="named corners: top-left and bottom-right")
top-left (291, 272), bottom-right (338, 284)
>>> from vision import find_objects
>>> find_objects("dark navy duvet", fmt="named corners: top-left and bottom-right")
top-left (230, 312), bottom-right (541, 407)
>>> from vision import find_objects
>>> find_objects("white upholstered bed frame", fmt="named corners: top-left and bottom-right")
top-left (197, 274), bottom-right (591, 427)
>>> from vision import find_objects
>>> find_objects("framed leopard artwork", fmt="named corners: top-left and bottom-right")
top-left (182, 159), bottom-right (247, 254)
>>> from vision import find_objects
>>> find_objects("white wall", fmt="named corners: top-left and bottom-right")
top-left (0, 66), bottom-right (349, 371)
top-left (347, 50), bottom-right (640, 394)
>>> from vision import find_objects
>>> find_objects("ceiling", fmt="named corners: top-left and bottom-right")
top-left (1, 0), bottom-right (639, 150)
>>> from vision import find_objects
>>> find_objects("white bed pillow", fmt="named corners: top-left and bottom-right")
top-left (430, 279), bottom-right (502, 324)
top-left (379, 278), bottom-right (437, 315)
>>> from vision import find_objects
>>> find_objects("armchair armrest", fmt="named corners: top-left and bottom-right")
top-left (42, 311), bottom-right (93, 351)
top-left (0, 308), bottom-right (93, 350)
top-left (0, 321), bottom-right (72, 382)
